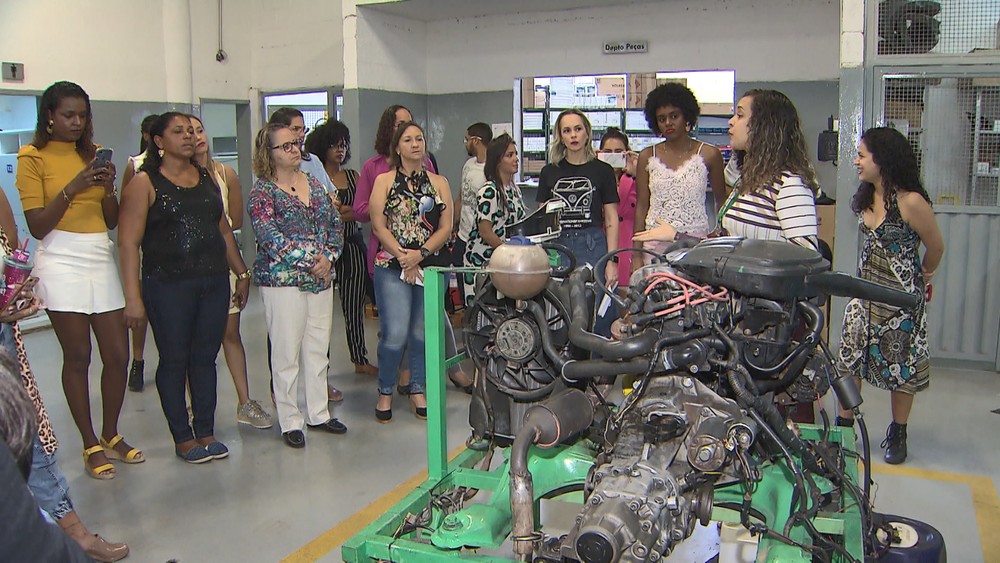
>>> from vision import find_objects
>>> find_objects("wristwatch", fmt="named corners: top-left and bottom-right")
top-left (419, 247), bottom-right (430, 258)
top-left (235, 270), bottom-right (252, 281)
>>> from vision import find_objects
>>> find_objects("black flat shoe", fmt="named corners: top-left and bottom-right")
top-left (282, 430), bottom-right (305, 448)
top-left (127, 360), bottom-right (144, 392)
top-left (308, 418), bottom-right (348, 434)
top-left (451, 380), bottom-right (474, 395)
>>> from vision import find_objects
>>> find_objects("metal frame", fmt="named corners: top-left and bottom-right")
top-left (342, 267), bottom-right (865, 563)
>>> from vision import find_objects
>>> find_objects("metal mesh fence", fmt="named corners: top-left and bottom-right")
top-left (883, 75), bottom-right (1000, 207)
top-left (877, 0), bottom-right (1000, 55)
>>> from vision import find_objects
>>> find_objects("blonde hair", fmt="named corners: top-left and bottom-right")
top-left (252, 124), bottom-right (289, 181)
top-left (548, 109), bottom-right (596, 164)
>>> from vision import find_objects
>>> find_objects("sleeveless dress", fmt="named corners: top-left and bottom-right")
top-left (375, 169), bottom-right (446, 270)
top-left (644, 142), bottom-right (711, 257)
top-left (838, 193), bottom-right (929, 393)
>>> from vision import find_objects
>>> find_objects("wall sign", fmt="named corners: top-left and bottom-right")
top-left (603, 41), bottom-right (647, 55)
top-left (2, 62), bottom-right (24, 81)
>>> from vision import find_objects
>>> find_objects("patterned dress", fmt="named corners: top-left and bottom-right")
top-left (375, 169), bottom-right (446, 270)
top-left (643, 143), bottom-right (711, 258)
top-left (462, 180), bottom-right (528, 305)
top-left (838, 193), bottom-right (929, 393)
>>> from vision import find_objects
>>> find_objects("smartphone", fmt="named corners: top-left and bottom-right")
top-left (95, 148), bottom-right (113, 167)
top-left (597, 151), bottom-right (627, 169)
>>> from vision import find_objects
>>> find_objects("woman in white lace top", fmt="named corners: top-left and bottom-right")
top-left (633, 83), bottom-right (725, 267)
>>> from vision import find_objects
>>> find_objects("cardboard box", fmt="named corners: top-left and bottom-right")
top-left (701, 102), bottom-right (734, 116)
top-left (523, 158), bottom-right (545, 174)
top-left (627, 72), bottom-right (657, 108)
top-left (597, 77), bottom-right (626, 107)
top-left (883, 99), bottom-right (922, 129)
top-left (521, 78), bottom-right (535, 109)
top-left (816, 204), bottom-right (835, 248)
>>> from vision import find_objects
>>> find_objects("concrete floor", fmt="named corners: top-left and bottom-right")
top-left (20, 288), bottom-right (1000, 562)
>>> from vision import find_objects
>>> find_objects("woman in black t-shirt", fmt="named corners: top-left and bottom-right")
top-left (536, 109), bottom-right (619, 335)
top-left (119, 112), bottom-right (251, 464)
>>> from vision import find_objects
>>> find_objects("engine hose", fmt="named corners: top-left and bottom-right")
top-left (567, 268), bottom-right (660, 358)
top-left (524, 300), bottom-right (566, 370)
top-left (744, 300), bottom-right (823, 377)
top-left (754, 342), bottom-right (812, 394)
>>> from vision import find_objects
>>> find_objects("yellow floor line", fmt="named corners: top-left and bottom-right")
top-left (282, 445), bottom-right (467, 563)
top-left (872, 463), bottom-right (999, 560)
top-left (284, 454), bottom-right (997, 562)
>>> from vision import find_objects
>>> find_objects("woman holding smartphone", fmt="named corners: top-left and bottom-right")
top-left (16, 81), bottom-right (137, 480)
top-left (536, 109), bottom-right (619, 336)
top-left (597, 128), bottom-right (639, 283)
top-left (119, 112), bottom-right (251, 463)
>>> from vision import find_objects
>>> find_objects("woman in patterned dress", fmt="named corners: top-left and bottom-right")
top-left (463, 134), bottom-right (527, 304)
top-left (836, 127), bottom-right (943, 465)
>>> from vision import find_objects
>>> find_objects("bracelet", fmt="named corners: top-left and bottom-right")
top-left (104, 187), bottom-right (118, 199)
top-left (62, 190), bottom-right (72, 205)
top-left (235, 270), bottom-right (252, 281)
top-left (923, 268), bottom-right (936, 278)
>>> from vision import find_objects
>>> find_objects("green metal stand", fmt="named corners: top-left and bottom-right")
top-left (342, 268), bottom-right (864, 563)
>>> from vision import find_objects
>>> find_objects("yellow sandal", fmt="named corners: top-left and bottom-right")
top-left (100, 434), bottom-right (145, 464)
top-left (83, 445), bottom-right (116, 480)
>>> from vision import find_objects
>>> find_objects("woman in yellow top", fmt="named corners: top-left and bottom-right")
top-left (15, 81), bottom-right (139, 480)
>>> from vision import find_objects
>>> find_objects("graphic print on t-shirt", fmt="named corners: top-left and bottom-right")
top-left (551, 176), bottom-right (594, 229)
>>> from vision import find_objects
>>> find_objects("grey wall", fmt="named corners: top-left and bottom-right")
top-left (737, 81), bottom-right (840, 198)
top-left (426, 90), bottom-right (515, 189)
top-left (90, 100), bottom-right (193, 180)
top-left (342, 89), bottom-right (431, 170)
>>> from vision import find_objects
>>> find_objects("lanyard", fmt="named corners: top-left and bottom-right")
top-left (716, 185), bottom-right (742, 224)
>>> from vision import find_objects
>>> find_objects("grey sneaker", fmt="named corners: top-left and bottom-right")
top-left (237, 399), bottom-right (273, 429)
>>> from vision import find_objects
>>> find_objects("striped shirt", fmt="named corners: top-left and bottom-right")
top-left (722, 172), bottom-right (819, 251)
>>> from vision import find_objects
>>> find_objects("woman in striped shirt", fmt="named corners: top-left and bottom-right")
top-left (635, 89), bottom-right (819, 250)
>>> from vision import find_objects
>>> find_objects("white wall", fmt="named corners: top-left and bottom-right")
top-left (190, 0), bottom-right (254, 101)
top-left (354, 7), bottom-right (427, 92)
top-left (424, 0), bottom-right (841, 94)
top-left (249, 0), bottom-right (345, 92)
top-left (0, 0), bottom-right (170, 101)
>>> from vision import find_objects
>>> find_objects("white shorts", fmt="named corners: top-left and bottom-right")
top-left (34, 230), bottom-right (125, 314)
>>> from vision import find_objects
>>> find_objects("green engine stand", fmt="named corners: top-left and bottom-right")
top-left (341, 268), bottom-right (864, 563)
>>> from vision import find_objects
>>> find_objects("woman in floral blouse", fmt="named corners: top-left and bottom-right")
top-left (369, 121), bottom-right (454, 423)
top-left (463, 134), bottom-right (527, 304)
top-left (248, 123), bottom-right (346, 449)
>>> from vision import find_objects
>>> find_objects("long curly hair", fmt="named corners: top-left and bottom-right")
top-left (851, 127), bottom-right (930, 214)
top-left (32, 81), bottom-right (96, 160)
top-left (736, 89), bottom-right (817, 194)
top-left (139, 112), bottom-right (198, 175)
top-left (374, 105), bottom-right (410, 158)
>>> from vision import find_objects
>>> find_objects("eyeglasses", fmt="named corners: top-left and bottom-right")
top-left (464, 136), bottom-right (481, 144)
top-left (270, 141), bottom-right (301, 153)
top-left (333, 141), bottom-right (349, 150)
top-left (289, 126), bottom-right (310, 136)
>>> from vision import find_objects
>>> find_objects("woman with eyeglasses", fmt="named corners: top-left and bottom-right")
top-left (189, 114), bottom-right (273, 430)
top-left (369, 121), bottom-right (453, 422)
top-left (119, 112), bottom-right (251, 464)
top-left (305, 120), bottom-right (377, 377)
top-left (15, 81), bottom-right (137, 480)
top-left (249, 123), bottom-right (346, 449)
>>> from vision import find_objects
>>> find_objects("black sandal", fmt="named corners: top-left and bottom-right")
top-left (376, 392), bottom-right (393, 423)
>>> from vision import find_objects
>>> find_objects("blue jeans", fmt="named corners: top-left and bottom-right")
top-left (374, 267), bottom-right (425, 395)
top-left (27, 436), bottom-right (73, 521)
top-left (556, 226), bottom-right (616, 339)
top-left (143, 274), bottom-right (229, 444)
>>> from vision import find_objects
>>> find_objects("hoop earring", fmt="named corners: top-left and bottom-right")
top-left (46, 120), bottom-right (54, 134)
